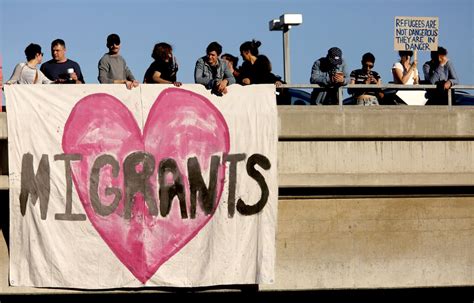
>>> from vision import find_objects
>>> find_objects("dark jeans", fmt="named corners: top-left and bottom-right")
top-left (311, 88), bottom-right (339, 105)
top-left (425, 82), bottom-right (454, 105)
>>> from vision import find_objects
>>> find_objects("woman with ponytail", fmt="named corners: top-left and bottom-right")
top-left (239, 39), bottom-right (283, 87)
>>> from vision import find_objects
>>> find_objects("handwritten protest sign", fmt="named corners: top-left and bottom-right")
top-left (394, 16), bottom-right (439, 51)
top-left (6, 84), bottom-right (278, 288)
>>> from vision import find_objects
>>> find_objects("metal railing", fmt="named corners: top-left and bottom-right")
top-left (280, 84), bottom-right (474, 109)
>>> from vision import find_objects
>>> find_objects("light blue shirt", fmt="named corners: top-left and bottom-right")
top-left (194, 56), bottom-right (235, 89)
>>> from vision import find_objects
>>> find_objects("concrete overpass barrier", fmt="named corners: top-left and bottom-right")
top-left (278, 106), bottom-right (474, 187)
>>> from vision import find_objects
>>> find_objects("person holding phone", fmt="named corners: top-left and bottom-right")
top-left (349, 52), bottom-right (383, 106)
top-left (310, 47), bottom-right (348, 105)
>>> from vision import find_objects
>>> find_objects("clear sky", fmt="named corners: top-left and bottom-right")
top-left (1, 0), bottom-right (473, 86)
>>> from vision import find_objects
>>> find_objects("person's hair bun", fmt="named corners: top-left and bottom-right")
top-left (252, 40), bottom-right (262, 48)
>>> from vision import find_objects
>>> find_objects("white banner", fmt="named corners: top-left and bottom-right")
top-left (6, 84), bottom-right (278, 288)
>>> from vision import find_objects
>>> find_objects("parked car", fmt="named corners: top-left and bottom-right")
top-left (277, 88), bottom-right (312, 105)
top-left (455, 90), bottom-right (474, 105)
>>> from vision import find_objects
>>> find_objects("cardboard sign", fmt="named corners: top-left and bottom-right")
top-left (394, 16), bottom-right (439, 51)
top-left (6, 84), bottom-right (278, 288)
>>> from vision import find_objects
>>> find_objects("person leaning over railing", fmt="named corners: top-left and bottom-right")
top-left (143, 42), bottom-right (181, 87)
top-left (423, 47), bottom-right (458, 105)
top-left (348, 52), bottom-right (383, 106)
top-left (194, 41), bottom-right (235, 96)
top-left (238, 45), bottom-right (287, 103)
top-left (6, 43), bottom-right (53, 85)
top-left (98, 33), bottom-right (139, 90)
top-left (238, 40), bottom-right (283, 87)
top-left (310, 47), bottom-right (348, 105)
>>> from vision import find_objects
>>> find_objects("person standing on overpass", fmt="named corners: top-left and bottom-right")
top-left (98, 33), bottom-right (139, 90)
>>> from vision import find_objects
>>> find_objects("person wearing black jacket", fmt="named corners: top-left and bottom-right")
top-left (238, 40), bottom-right (283, 87)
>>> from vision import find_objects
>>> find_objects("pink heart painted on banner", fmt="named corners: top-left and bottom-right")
top-left (62, 88), bottom-right (230, 283)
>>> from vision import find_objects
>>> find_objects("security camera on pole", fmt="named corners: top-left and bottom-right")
top-left (269, 14), bottom-right (303, 84)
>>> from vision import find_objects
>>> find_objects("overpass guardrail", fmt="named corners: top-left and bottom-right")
top-left (280, 84), bottom-right (474, 109)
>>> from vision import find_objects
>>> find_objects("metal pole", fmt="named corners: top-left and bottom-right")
top-left (338, 87), bottom-right (344, 109)
top-left (447, 88), bottom-right (452, 110)
top-left (283, 25), bottom-right (291, 84)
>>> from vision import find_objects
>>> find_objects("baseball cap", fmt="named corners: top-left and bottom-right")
top-left (327, 47), bottom-right (342, 65)
top-left (107, 34), bottom-right (121, 46)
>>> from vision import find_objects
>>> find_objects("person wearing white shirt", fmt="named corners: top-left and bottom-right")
top-left (391, 50), bottom-right (427, 105)
top-left (7, 43), bottom-right (52, 85)
top-left (392, 50), bottom-right (419, 85)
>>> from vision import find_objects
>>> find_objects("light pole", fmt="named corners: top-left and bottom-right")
top-left (269, 14), bottom-right (303, 84)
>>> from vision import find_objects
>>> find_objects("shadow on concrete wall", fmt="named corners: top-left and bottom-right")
top-left (0, 190), bottom-right (9, 251)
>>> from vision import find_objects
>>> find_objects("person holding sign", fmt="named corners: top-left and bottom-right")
top-left (391, 50), bottom-right (428, 105)
top-left (392, 50), bottom-right (419, 85)
top-left (310, 47), bottom-right (348, 105)
top-left (423, 47), bottom-right (458, 105)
